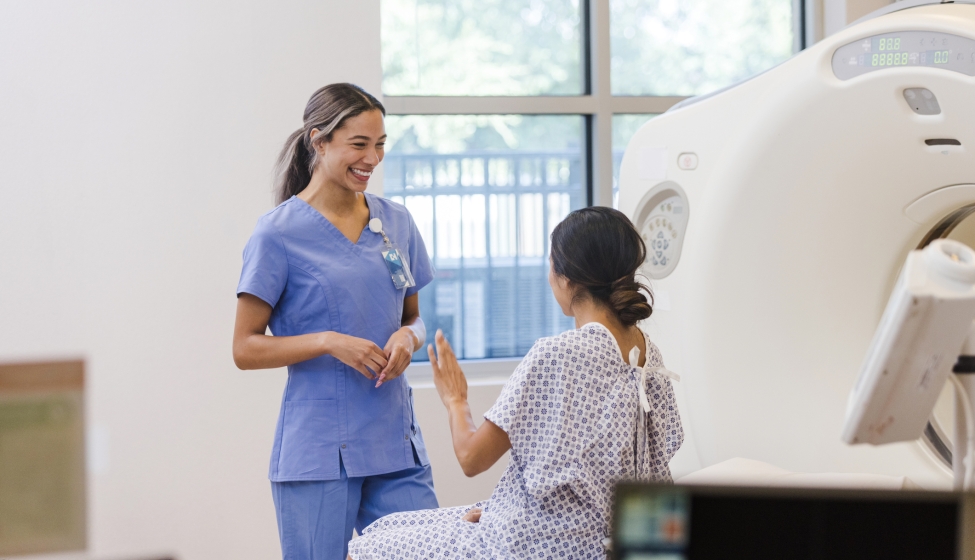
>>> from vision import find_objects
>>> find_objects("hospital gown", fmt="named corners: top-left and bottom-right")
top-left (348, 322), bottom-right (683, 559)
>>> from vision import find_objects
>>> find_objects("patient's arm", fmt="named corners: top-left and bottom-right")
top-left (428, 330), bottom-right (511, 477)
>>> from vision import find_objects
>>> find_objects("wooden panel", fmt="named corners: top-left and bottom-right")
top-left (0, 360), bottom-right (84, 393)
top-left (0, 360), bottom-right (86, 556)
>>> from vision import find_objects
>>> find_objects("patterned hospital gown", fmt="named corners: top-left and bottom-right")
top-left (348, 322), bottom-right (683, 559)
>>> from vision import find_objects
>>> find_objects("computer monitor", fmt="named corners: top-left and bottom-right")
top-left (612, 482), bottom-right (975, 560)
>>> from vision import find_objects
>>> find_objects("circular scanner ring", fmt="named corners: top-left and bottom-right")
top-left (918, 205), bottom-right (975, 469)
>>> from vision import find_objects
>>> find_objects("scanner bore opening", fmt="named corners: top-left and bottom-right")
top-left (918, 203), bottom-right (975, 468)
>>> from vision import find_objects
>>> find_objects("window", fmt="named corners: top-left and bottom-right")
top-left (610, 0), bottom-right (796, 96)
top-left (384, 115), bottom-right (584, 357)
top-left (381, 0), bottom-right (797, 361)
top-left (382, 1), bottom-right (585, 96)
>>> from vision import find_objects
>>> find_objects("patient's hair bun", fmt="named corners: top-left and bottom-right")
top-left (608, 276), bottom-right (653, 326)
top-left (550, 207), bottom-right (653, 327)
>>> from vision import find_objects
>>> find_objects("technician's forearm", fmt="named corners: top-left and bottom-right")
top-left (233, 331), bottom-right (329, 370)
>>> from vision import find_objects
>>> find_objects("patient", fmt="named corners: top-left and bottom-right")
top-left (348, 207), bottom-right (683, 560)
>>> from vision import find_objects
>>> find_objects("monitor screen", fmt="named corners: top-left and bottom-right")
top-left (613, 483), bottom-right (961, 560)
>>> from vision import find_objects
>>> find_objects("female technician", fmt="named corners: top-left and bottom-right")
top-left (233, 84), bottom-right (438, 560)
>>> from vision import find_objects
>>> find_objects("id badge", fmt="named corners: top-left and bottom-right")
top-left (382, 246), bottom-right (416, 289)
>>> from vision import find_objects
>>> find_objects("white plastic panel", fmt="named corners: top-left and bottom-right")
top-left (618, 3), bottom-right (975, 489)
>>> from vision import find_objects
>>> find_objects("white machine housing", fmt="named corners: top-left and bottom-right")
top-left (842, 239), bottom-right (975, 446)
top-left (619, 3), bottom-right (975, 488)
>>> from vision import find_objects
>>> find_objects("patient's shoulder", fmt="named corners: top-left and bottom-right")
top-left (643, 333), bottom-right (665, 368)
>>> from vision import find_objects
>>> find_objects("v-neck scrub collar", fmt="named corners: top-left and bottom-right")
top-left (289, 193), bottom-right (386, 257)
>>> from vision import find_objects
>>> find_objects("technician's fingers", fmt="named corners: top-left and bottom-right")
top-left (363, 346), bottom-right (387, 374)
top-left (369, 344), bottom-right (388, 368)
top-left (366, 356), bottom-right (387, 377)
top-left (380, 344), bottom-right (404, 374)
top-left (379, 346), bottom-right (411, 382)
top-left (354, 364), bottom-right (376, 380)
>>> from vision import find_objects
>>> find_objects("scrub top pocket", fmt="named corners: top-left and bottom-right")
top-left (278, 399), bottom-right (340, 479)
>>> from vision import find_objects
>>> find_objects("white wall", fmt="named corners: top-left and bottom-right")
top-left (0, 2), bottom-right (382, 558)
top-left (812, 0), bottom-right (895, 41)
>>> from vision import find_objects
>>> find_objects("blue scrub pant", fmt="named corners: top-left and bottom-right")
top-left (271, 454), bottom-right (438, 560)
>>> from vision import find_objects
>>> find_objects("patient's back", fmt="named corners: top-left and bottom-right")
top-left (479, 322), bottom-right (683, 559)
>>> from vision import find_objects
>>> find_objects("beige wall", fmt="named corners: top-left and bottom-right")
top-left (0, 2), bottom-right (381, 559)
top-left (411, 384), bottom-right (509, 508)
top-left (820, 0), bottom-right (895, 39)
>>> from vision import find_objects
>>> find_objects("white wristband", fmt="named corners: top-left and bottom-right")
top-left (406, 317), bottom-right (426, 350)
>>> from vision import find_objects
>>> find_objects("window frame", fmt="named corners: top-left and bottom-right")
top-left (385, 0), bottom-right (805, 381)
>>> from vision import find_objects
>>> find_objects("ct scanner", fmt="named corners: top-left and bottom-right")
top-left (618, 0), bottom-right (975, 489)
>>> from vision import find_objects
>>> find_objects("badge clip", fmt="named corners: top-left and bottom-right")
top-left (370, 218), bottom-right (416, 289)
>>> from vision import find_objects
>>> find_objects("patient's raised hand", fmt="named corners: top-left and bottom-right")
top-left (428, 329), bottom-right (468, 408)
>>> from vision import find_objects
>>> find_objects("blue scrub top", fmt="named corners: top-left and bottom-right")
top-left (237, 194), bottom-right (434, 481)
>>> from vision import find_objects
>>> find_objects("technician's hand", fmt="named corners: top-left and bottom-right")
top-left (377, 327), bottom-right (417, 387)
top-left (462, 507), bottom-right (482, 523)
top-left (324, 332), bottom-right (387, 380)
top-left (428, 330), bottom-right (468, 408)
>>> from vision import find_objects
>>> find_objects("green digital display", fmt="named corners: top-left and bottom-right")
top-left (869, 36), bottom-right (950, 67)
top-left (872, 52), bottom-right (908, 66)
top-left (870, 50), bottom-right (949, 67)
top-left (878, 37), bottom-right (901, 51)
top-left (832, 30), bottom-right (975, 80)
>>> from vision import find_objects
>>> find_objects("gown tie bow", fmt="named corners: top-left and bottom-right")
top-left (628, 346), bottom-right (680, 413)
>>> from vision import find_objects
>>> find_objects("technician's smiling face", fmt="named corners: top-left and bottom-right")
top-left (315, 109), bottom-right (386, 193)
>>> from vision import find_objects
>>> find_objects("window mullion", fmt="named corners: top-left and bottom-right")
top-left (589, 0), bottom-right (614, 208)
top-left (382, 96), bottom-right (599, 115)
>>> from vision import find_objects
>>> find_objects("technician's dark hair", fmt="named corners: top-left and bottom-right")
top-left (550, 206), bottom-right (653, 327)
top-left (273, 83), bottom-right (386, 204)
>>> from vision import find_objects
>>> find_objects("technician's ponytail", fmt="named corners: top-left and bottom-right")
top-left (273, 83), bottom-right (385, 205)
top-left (275, 129), bottom-right (312, 204)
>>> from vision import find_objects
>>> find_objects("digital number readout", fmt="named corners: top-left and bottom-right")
top-left (878, 38), bottom-right (900, 51)
top-left (871, 50), bottom-right (949, 67)
top-left (832, 31), bottom-right (975, 80)
top-left (872, 52), bottom-right (908, 66)
top-left (871, 35), bottom-right (950, 67)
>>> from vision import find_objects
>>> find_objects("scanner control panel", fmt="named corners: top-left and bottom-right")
top-left (634, 182), bottom-right (689, 280)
